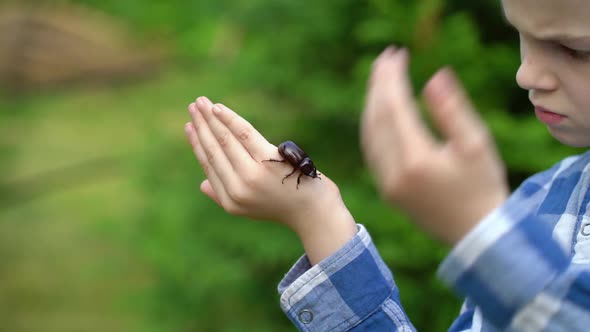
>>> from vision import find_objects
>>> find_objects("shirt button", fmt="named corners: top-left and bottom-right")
top-left (298, 309), bottom-right (314, 324)
top-left (582, 224), bottom-right (590, 236)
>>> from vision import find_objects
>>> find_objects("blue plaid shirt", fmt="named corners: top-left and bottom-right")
top-left (278, 151), bottom-right (590, 331)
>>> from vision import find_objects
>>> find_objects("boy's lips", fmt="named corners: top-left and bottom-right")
top-left (535, 106), bottom-right (566, 125)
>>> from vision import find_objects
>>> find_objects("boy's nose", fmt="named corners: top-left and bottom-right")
top-left (516, 48), bottom-right (559, 92)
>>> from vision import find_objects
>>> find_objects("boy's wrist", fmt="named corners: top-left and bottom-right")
top-left (287, 196), bottom-right (358, 265)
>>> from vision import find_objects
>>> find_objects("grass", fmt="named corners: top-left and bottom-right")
top-left (0, 64), bottom-right (251, 332)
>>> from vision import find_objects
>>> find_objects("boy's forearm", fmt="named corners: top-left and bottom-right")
top-left (288, 198), bottom-right (358, 265)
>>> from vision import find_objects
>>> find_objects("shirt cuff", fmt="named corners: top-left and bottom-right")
top-left (437, 206), bottom-right (570, 329)
top-left (278, 224), bottom-right (395, 332)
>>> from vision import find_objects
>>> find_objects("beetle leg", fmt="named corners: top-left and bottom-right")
top-left (296, 172), bottom-right (304, 190)
top-left (281, 167), bottom-right (298, 184)
top-left (262, 158), bottom-right (286, 163)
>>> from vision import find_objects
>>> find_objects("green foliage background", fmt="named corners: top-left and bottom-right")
top-left (2, 0), bottom-right (584, 331)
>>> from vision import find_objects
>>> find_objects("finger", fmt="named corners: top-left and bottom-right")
top-left (369, 45), bottom-right (397, 85)
top-left (362, 48), bottom-right (405, 170)
top-left (360, 113), bottom-right (399, 183)
top-left (365, 48), bottom-right (433, 156)
top-left (196, 97), bottom-right (257, 172)
top-left (190, 106), bottom-right (240, 188)
top-left (386, 48), bottom-right (433, 153)
top-left (209, 102), bottom-right (274, 161)
top-left (422, 68), bottom-right (488, 147)
top-left (184, 121), bottom-right (229, 203)
top-left (361, 92), bottom-right (397, 162)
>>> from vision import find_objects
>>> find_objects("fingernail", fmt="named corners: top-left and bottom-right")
top-left (385, 45), bottom-right (396, 54)
top-left (442, 67), bottom-right (456, 84)
top-left (196, 96), bottom-right (208, 108)
top-left (429, 68), bottom-right (455, 100)
top-left (212, 105), bottom-right (222, 114)
top-left (188, 103), bottom-right (195, 114)
top-left (184, 122), bottom-right (193, 133)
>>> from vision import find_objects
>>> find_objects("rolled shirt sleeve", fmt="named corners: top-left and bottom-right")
top-left (278, 224), bottom-right (415, 332)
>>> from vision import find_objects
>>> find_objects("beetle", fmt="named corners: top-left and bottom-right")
top-left (263, 140), bottom-right (321, 189)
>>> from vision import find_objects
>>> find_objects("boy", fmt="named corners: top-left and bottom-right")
top-left (185, 0), bottom-right (590, 330)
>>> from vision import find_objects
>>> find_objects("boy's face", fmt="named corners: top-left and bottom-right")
top-left (502, 0), bottom-right (590, 147)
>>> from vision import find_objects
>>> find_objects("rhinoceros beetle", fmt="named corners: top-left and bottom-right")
top-left (263, 141), bottom-right (321, 189)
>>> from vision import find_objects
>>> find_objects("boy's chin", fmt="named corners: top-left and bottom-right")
top-left (549, 129), bottom-right (590, 148)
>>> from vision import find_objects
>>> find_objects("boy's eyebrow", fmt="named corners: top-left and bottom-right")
top-left (501, 10), bottom-right (590, 44)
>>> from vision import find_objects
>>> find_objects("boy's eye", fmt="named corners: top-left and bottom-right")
top-left (560, 45), bottom-right (590, 61)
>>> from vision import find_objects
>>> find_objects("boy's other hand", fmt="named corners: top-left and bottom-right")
top-left (361, 46), bottom-right (510, 245)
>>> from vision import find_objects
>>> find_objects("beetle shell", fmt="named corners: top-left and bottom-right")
top-left (264, 140), bottom-right (321, 189)
top-left (278, 141), bottom-right (308, 167)
top-left (278, 141), bottom-right (319, 177)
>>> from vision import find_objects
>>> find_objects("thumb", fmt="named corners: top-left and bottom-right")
top-left (200, 179), bottom-right (221, 205)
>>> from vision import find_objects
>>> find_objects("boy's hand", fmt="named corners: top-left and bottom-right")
top-left (361, 47), bottom-right (509, 245)
top-left (185, 97), bottom-right (357, 264)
